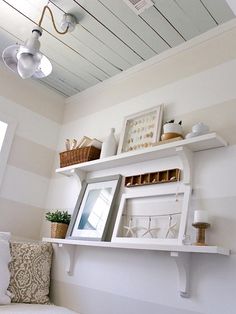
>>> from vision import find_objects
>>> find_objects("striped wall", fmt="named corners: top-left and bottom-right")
top-left (0, 63), bottom-right (65, 240)
top-left (50, 279), bottom-right (203, 314)
top-left (43, 20), bottom-right (236, 314)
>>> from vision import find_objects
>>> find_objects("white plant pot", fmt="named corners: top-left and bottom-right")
top-left (163, 123), bottom-right (183, 135)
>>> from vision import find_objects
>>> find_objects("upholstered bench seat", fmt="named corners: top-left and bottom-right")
top-left (0, 233), bottom-right (79, 314)
top-left (0, 303), bottom-right (79, 313)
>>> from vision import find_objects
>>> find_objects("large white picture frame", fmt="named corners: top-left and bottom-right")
top-left (117, 105), bottom-right (164, 154)
top-left (112, 185), bottom-right (191, 245)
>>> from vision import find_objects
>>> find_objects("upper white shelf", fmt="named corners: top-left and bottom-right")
top-left (56, 132), bottom-right (227, 176)
top-left (42, 237), bottom-right (230, 255)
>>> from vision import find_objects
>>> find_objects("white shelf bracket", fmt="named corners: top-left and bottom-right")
top-left (58, 244), bottom-right (76, 276)
top-left (170, 251), bottom-right (191, 298)
top-left (71, 169), bottom-right (86, 187)
top-left (176, 146), bottom-right (193, 185)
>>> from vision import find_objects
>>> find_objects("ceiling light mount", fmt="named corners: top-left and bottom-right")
top-left (60, 14), bottom-right (77, 33)
top-left (2, 5), bottom-right (77, 79)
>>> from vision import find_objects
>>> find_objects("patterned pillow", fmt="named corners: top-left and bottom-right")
top-left (8, 242), bottom-right (53, 304)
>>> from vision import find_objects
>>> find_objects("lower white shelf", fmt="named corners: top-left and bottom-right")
top-left (43, 237), bottom-right (230, 298)
top-left (43, 237), bottom-right (229, 255)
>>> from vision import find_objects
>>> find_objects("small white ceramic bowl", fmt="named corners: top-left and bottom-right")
top-left (192, 122), bottom-right (209, 133)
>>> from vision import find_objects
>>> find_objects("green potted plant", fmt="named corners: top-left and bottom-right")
top-left (45, 210), bottom-right (71, 239)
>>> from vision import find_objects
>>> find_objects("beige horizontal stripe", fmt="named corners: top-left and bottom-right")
top-left (64, 24), bottom-right (236, 122)
top-left (0, 165), bottom-right (50, 209)
top-left (175, 99), bottom-right (236, 145)
top-left (51, 280), bottom-right (201, 314)
top-left (0, 63), bottom-right (65, 124)
top-left (7, 135), bottom-right (56, 178)
top-left (0, 197), bottom-right (44, 240)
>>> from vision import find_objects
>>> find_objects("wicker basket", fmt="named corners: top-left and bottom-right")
top-left (51, 222), bottom-right (68, 239)
top-left (60, 146), bottom-right (101, 168)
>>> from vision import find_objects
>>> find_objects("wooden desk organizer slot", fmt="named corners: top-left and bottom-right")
top-left (132, 175), bottom-right (141, 186)
top-left (125, 168), bottom-right (180, 187)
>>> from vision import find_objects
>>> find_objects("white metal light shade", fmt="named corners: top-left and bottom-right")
top-left (2, 45), bottom-right (18, 73)
top-left (2, 26), bottom-right (52, 79)
top-left (2, 6), bottom-right (76, 80)
top-left (2, 44), bottom-right (52, 79)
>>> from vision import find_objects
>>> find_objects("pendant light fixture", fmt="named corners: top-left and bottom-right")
top-left (2, 5), bottom-right (77, 79)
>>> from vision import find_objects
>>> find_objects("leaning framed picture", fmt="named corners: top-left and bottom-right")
top-left (117, 104), bottom-right (164, 154)
top-left (111, 185), bottom-right (191, 245)
top-left (67, 175), bottom-right (121, 241)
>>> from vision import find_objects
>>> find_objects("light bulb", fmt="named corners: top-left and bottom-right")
top-left (33, 55), bottom-right (52, 78)
top-left (17, 53), bottom-right (40, 79)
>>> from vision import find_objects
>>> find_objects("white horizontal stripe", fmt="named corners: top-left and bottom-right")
top-left (189, 195), bottom-right (236, 252)
top-left (193, 144), bottom-right (236, 200)
top-left (0, 165), bottom-right (50, 208)
top-left (0, 96), bottom-right (60, 150)
top-left (44, 175), bottom-right (79, 211)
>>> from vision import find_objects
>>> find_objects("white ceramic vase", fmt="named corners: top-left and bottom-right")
top-left (100, 128), bottom-right (117, 158)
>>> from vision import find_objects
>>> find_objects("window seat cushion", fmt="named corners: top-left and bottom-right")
top-left (0, 303), bottom-right (79, 313)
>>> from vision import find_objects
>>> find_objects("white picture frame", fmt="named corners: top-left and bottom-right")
top-left (111, 185), bottom-right (191, 245)
top-left (67, 175), bottom-right (121, 241)
top-left (117, 105), bottom-right (164, 154)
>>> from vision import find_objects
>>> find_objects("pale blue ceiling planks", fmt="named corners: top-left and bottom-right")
top-left (0, 0), bottom-right (234, 96)
top-left (201, 0), bottom-right (235, 24)
top-left (98, 0), bottom-right (170, 53)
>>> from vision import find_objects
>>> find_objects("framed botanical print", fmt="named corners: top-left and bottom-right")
top-left (67, 175), bottom-right (121, 241)
top-left (117, 105), bottom-right (164, 154)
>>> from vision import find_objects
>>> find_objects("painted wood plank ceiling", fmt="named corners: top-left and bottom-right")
top-left (0, 0), bottom-right (234, 97)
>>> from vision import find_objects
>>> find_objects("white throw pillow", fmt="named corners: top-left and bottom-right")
top-left (0, 232), bottom-right (11, 305)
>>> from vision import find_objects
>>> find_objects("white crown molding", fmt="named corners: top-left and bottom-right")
top-left (66, 18), bottom-right (236, 105)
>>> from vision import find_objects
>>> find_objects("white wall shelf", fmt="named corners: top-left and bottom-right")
top-left (43, 237), bottom-right (229, 254)
top-left (43, 237), bottom-right (230, 298)
top-left (50, 132), bottom-right (229, 298)
top-left (56, 132), bottom-right (227, 177)
top-left (56, 133), bottom-right (227, 176)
